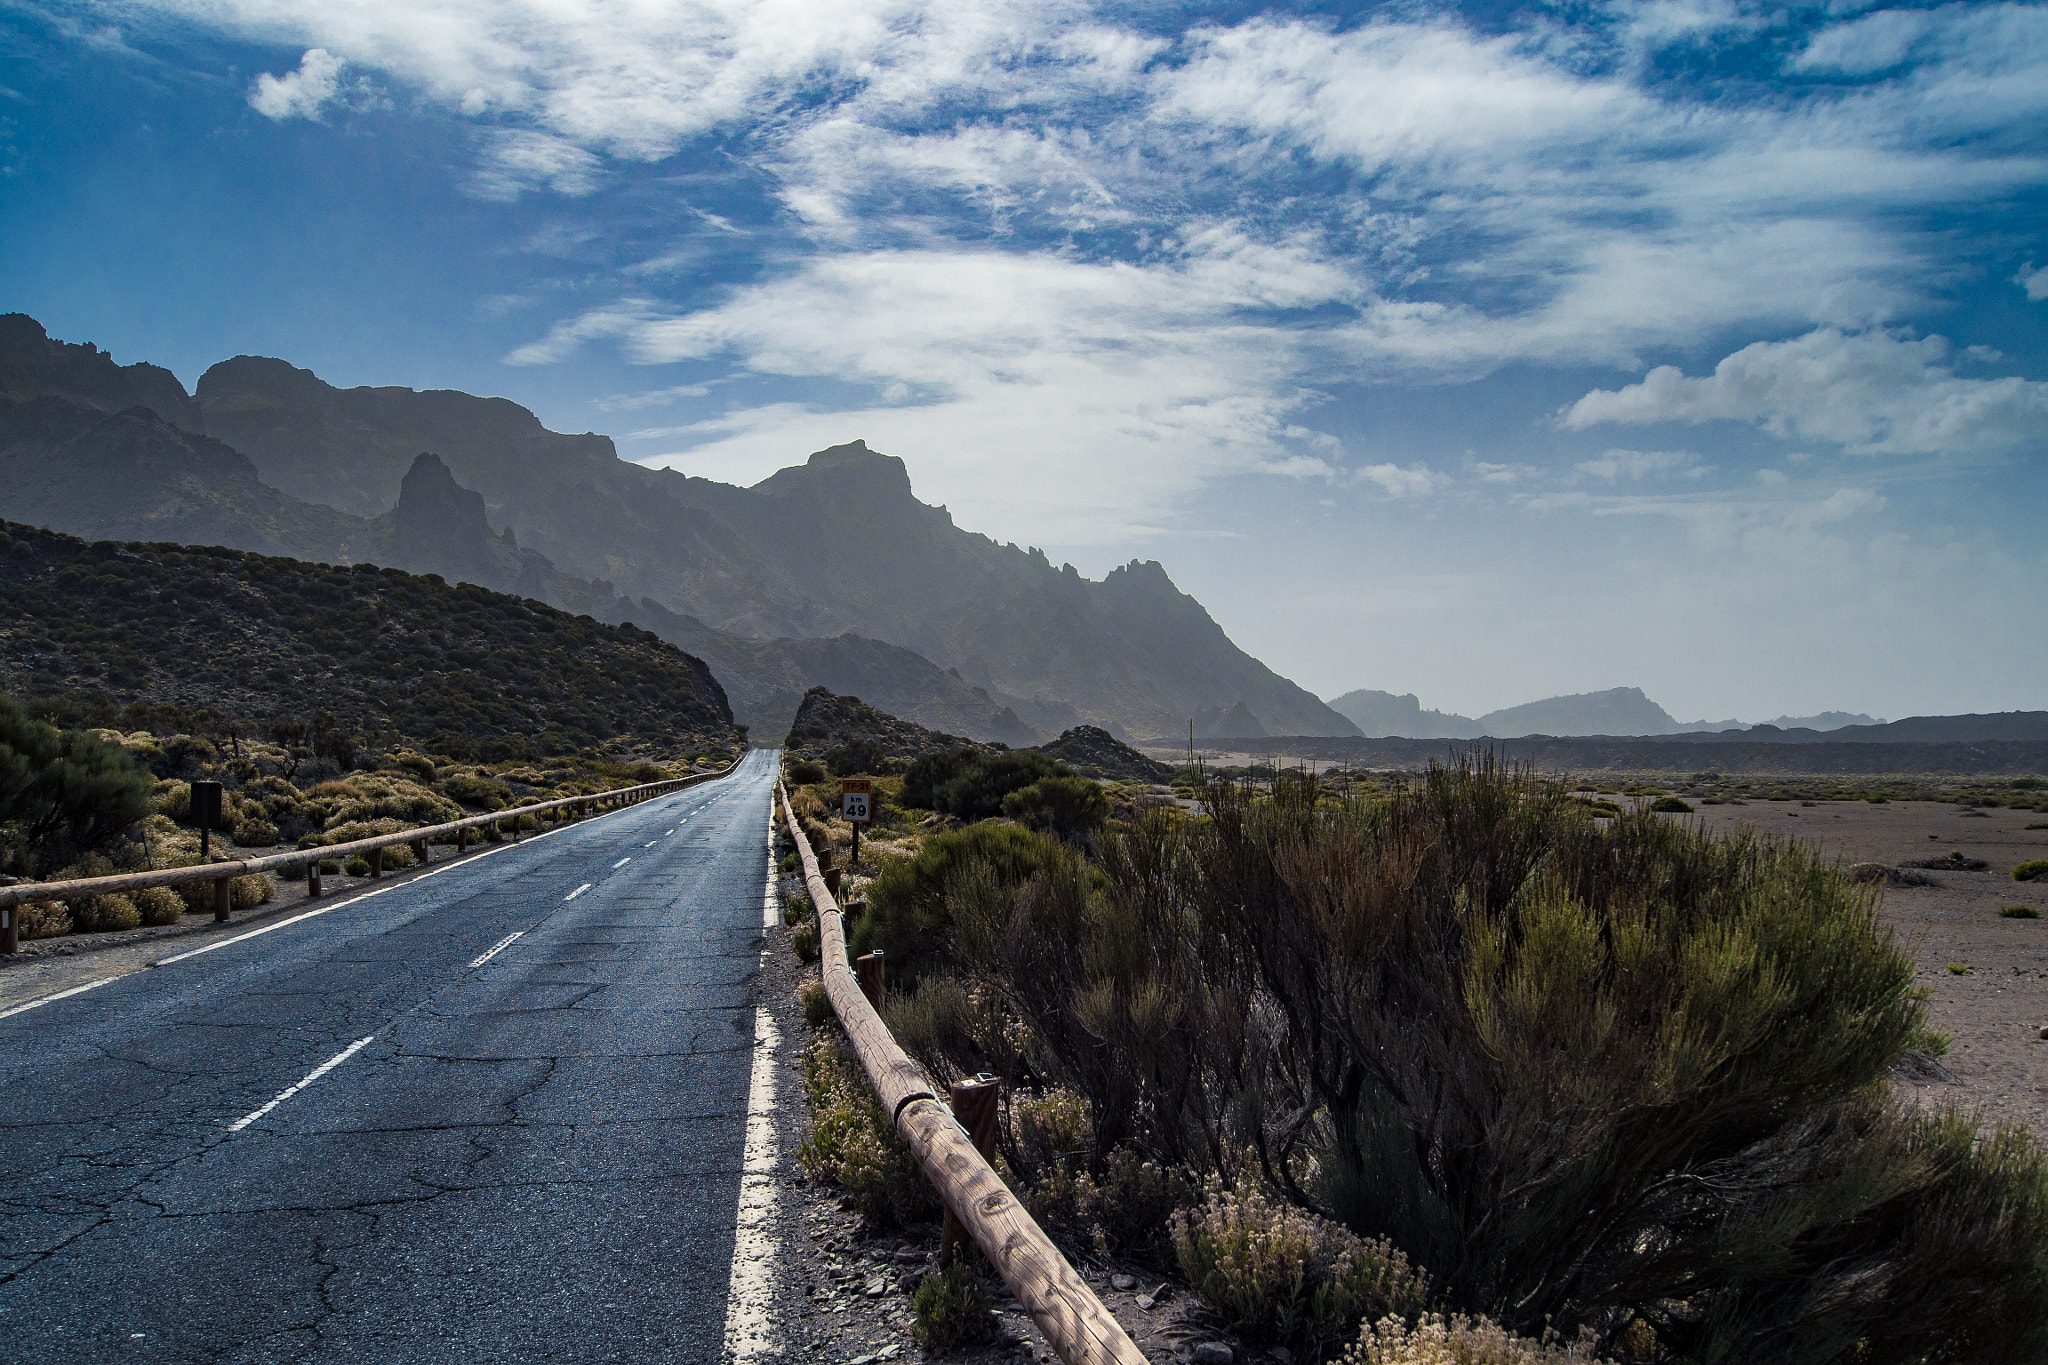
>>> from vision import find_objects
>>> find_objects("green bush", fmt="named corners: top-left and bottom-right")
top-left (852, 821), bottom-right (1076, 989)
top-left (1999, 905), bottom-right (2041, 919)
top-left (443, 773), bottom-right (513, 810)
top-left (0, 693), bottom-right (152, 873)
top-left (1000, 774), bottom-right (1110, 839)
top-left (1171, 1177), bottom-right (1429, 1355)
top-left (791, 917), bottom-right (819, 962)
top-left (231, 873), bottom-right (275, 909)
top-left (2014, 859), bottom-right (2048, 883)
top-left (911, 1263), bottom-right (995, 1351)
top-left (232, 817), bottom-right (279, 847)
top-left (824, 739), bottom-right (890, 776)
top-left (66, 892), bottom-right (140, 932)
top-left (343, 856), bottom-right (371, 876)
top-left (1029, 1145), bottom-right (1196, 1258)
top-left (1649, 795), bottom-right (1694, 813)
top-left (783, 887), bottom-right (813, 927)
top-left (134, 885), bottom-right (186, 925)
top-left (800, 978), bottom-right (833, 1026)
top-left (786, 759), bottom-right (826, 785)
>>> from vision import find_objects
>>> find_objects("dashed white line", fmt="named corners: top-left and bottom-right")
top-left (0, 974), bottom-right (122, 1020)
top-left (564, 882), bottom-right (592, 902)
top-left (645, 839), bottom-right (659, 848)
top-left (225, 1035), bottom-right (376, 1133)
top-left (468, 931), bottom-right (523, 968)
top-left (612, 856), bottom-right (633, 869)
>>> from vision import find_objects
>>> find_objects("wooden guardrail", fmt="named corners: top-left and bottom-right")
top-left (777, 782), bottom-right (1145, 1365)
top-left (0, 757), bottom-right (743, 952)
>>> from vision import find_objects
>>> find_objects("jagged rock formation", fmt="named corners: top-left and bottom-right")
top-left (0, 314), bottom-right (199, 428)
top-left (1197, 701), bottom-right (1268, 740)
top-left (0, 520), bottom-right (739, 756)
top-left (781, 686), bottom-right (987, 764)
top-left (1030, 726), bottom-right (1175, 782)
top-left (1328, 689), bottom-right (1485, 739)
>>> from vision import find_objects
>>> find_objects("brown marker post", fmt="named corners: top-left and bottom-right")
top-left (942, 1074), bottom-right (1003, 1265)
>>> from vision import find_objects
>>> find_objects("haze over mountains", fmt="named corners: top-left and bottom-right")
top-left (1326, 685), bottom-right (1882, 740)
top-left (0, 315), bottom-right (1356, 744)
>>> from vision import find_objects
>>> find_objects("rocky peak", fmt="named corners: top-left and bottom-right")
top-left (0, 313), bottom-right (201, 429)
top-left (393, 453), bottom-right (497, 582)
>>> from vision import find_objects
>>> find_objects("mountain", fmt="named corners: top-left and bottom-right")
top-left (1031, 726), bottom-right (1175, 782)
top-left (1327, 689), bottom-right (1483, 739)
top-left (187, 349), bottom-right (1357, 739)
top-left (1473, 686), bottom-right (1681, 737)
top-left (782, 686), bottom-right (988, 764)
top-left (1766, 711), bottom-right (1882, 732)
top-left (0, 520), bottom-right (738, 759)
top-left (2, 317), bottom-right (1359, 740)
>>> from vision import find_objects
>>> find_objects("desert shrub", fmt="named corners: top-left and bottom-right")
top-left (824, 739), bottom-right (890, 776)
top-left (1001, 774), bottom-right (1110, 840)
top-left (379, 842), bottom-right (417, 870)
top-left (777, 852), bottom-right (797, 875)
top-left (232, 818), bottom-right (279, 848)
top-left (17, 899), bottom-right (71, 938)
top-left (392, 753), bottom-right (436, 780)
top-left (1029, 1146), bottom-right (1197, 1259)
top-left (791, 917), bottom-right (819, 961)
top-left (935, 751), bottom-right (1069, 821)
top-left (800, 978), bottom-right (832, 1026)
top-left (1171, 1178), bottom-right (1429, 1356)
top-left (784, 887), bottom-right (813, 926)
top-left (1012, 1085), bottom-right (1092, 1174)
top-left (134, 885), bottom-right (185, 925)
top-left (1649, 795), bottom-right (1694, 813)
top-left (343, 856), bottom-right (372, 876)
top-left (66, 892), bottom-right (140, 932)
top-left (442, 773), bottom-right (513, 810)
top-left (2000, 905), bottom-right (2042, 919)
top-left (317, 858), bottom-right (340, 875)
top-left (2013, 859), bottom-right (2048, 882)
top-left (786, 758), bottom-right (826, 785)
top-left (911, 1263), bottom-right (995, 1351)
top-left (1340, 1314), bottom-right (1608, 1365)
top-left (231, 873), bottom-right (274, 909)
top-left (796, 1035), bottom-right (937, 1224)
top-left (852, 821), bottom-right (1076, 989)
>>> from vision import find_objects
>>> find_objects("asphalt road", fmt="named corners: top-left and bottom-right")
top-left (0, 748), bottom-right (779, 1363)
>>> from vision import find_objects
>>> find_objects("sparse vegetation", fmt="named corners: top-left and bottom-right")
top-left (795, 1035), bottom-right (936, 1224)
top-left (1648, 795), bottom-right (1693, 813)
top-left (911, 1263), bottom-right (995, 1351)
top-left (2014, 859), bottom-right (2048, 882)
top-left (1998, 905), bottom-right (2041, 919)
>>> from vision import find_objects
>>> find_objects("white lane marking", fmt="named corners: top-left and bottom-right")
top-left (666, 828), bottom-right (675, 836)
top-left (154, 905), bottom-right (341, 967)
top-left (468, 931), bottom-right (524, 969)
top-left (564, 883), bottom-right (592, 902)
top-left (645, 840), bottom-right (658, 848)
top-left (226, 1035), bottom-right (376, 1133)
top-left (612, 856), bottom-right (633, 869)
top-left (0, 974), bottom-right (123, 1021)
top-left (722, 1004), bottom-right (783, 1354)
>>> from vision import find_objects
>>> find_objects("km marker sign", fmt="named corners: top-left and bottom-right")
top-left (841, 778), bottom-right (871, 860)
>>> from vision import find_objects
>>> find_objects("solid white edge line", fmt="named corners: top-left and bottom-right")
top-left (612, 856), bottom-right (633, 869)
top-left (564, 883), bottom-right (592, 902)
top-left (722, 871), bottom-right (782, 1362)
top-left (225, 1034), bottom-right (376, 1133)
top-left (0, 974), bottom-right (120, 1021)
top-left (467, 930), bottom-right (524, 969)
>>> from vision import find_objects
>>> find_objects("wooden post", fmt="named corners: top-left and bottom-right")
top-left (213, 876), bottom-right (232, 922)
top-left (855, 949), bottom-right (885, 1010)
top-left (306, 862), bottom-right (322, 899)
top-left (457, 825), bottom-right (469, 852)
top-left (942, 1075), bottom-right (1003, 1265)
top-left (1, 901), bottom-right (16, 954)
top-left (411, 839), bottom-right (428, 864)
top-left (824, 866), bottom-right (842, 897)
top-left (369, 846), bottom-right (383, 878)
top-left (846, 897), bottom-right (867, 922)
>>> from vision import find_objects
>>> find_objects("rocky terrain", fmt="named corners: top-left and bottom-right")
top-left (1031, 726), bottom-right (1176, 783)
top-left (781, 687), bottom-right (987, 765)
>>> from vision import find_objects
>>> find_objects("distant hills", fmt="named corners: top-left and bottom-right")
top-left (0, 520), bottom-right (739, 759)
top-left (0, 315), bottom-right (1358, 745)
top-left (1327, 685), bottom-right (1884, 740)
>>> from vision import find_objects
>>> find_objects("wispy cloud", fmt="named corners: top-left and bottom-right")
top-left (248, 47), bottom-right (343, 120)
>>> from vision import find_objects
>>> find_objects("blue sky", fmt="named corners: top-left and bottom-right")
top-left (3, 0), bottom-right (2044, 721)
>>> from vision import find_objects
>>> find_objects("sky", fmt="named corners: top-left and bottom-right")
top-left (2, 0), bottom-right (2044, 722)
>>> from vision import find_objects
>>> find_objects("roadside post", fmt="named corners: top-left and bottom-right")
top-left (841, 777), bottom-right (872, 863)
top-left (191, 781), bottom-right (224, 860)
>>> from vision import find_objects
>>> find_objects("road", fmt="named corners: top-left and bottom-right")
top-left (0, 749), bottom-right (779, 1363)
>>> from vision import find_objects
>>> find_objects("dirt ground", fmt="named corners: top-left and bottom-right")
top-left (1687, 799), bottom-right (2048, 1136)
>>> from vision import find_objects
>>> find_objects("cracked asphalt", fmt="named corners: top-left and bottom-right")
top-left (0, 749), bottom-right (779, 1363)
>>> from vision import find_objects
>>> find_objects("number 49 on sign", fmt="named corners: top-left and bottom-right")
top-left (841, 778), bottom-right (873, 863)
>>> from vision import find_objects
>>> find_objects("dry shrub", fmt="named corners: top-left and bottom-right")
top-left (66, 892), bottom-right (140, 932)
top-left (231, 873), bottom-right (274, 909)
top-left (1340, 1313), bottom-right (1608, 1365)
top-left (1171, 1177), bottom-right (1429, 1356)
top-left (911, 1263), bottom-right (995, 1350)
top-left (18, 899), bottom-right (70, 938)
top-left (231, 818), bottom-right (279, 847)
top-left (1029, 1146), bottom-right (1195, 1258)
top-left (795, 1035), bottom-right (937, 1225)
top-left (799, 978), bottom-right (832, 1027)
top-left (791, 918), bottom-right (819, 962)
top-left (134, 885), bottom-right (185, 925)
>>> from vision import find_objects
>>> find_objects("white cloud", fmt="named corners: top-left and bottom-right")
top-left (2018, 263), bottom-right (2048, 301)
top-left (1561, 327), bottom-right (2048, 455)
top-left (1356, 462), bottom-right (1443, 497)
top-left (248, 47), bottom-right (343, 120)
top-left (1575, 448), bottom-right (1699, 481)
top-left (470, 129), bottom-right (604, 200)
